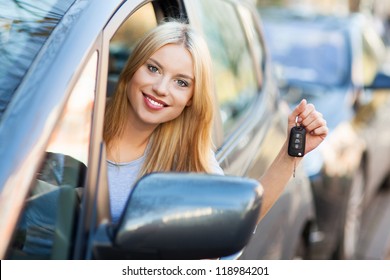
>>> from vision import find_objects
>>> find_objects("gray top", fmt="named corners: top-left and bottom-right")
top-left (107, 151), bottom-right (224, 223)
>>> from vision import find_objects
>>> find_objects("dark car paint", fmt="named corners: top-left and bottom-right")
top-left (0, 0), bottom-right (315, 259)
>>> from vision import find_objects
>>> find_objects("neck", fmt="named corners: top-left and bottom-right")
top-left (107, 116), bottom-right (158, 163)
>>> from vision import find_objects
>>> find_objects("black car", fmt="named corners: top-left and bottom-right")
top-left (0, 0), bottom-right (315, 260)
top-left (260, 8), bottom-right (390, 259)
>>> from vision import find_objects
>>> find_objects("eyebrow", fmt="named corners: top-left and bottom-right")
top-left (148, 58), bottom-right (194, 81)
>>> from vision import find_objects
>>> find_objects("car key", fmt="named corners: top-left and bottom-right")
top-left (288, 116), bottom-right (306, 157)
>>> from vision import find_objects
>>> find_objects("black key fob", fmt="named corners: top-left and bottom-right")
top-left (288, 125), bottom-right (306, 157)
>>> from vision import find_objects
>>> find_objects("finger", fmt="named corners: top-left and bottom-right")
top-left (301, 110), bottom-right (322, 128)
top-left (289, 99), bottom-right (307, 124)
top-left (299, 103), bottom-right (315, 122)
top-left (305, 117), bottom-right (327, 133)
top-left (310, 125), bottom-right (329, 137)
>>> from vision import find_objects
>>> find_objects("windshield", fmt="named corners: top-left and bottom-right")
top-left (263, 20), bottom-right (350, 88)
top-left (0, 0), bottom-right (76, 119)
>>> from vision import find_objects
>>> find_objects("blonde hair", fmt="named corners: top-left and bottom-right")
top-left (104, 21), bottom-right (215, 176)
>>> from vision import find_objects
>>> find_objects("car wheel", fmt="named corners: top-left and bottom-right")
top-left (338, 165), bottom-right (365, 259)
top-left (380, 173), bottom-right (390, 191)
top-left (293, 224), bottom-right (313, 260)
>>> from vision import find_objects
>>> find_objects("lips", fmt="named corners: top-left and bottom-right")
top-left (143, 93), bottom-right (168, 109)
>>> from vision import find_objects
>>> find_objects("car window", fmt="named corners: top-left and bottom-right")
top-left (187, 0), bottom-right (258, 137)
top-left (107, 2), bottom-right (158, 97)
top-left (0, 0), bottom-right (76, 119)
top-left (6, 52), bottom-right (97, 260)
top-left (237, 5), bottom-right (265, 88)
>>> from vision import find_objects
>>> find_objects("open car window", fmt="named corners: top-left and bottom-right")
top-left (107, 2), bottom-right (158, 97)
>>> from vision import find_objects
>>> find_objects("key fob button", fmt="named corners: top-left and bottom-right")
top-left (288, 125), bottom-right (306, 157)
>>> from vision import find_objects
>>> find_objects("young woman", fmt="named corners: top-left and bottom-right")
top-left (103, 21), bottom-right (328, 223)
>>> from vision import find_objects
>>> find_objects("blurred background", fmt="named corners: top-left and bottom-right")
top-left (256, 0), bottom-right (390, 260)
top-left (257, 0), bottom-right (390, 46)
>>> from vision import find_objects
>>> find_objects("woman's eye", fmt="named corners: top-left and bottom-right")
top-left (176, 79), bottom-right (188, 87)
top-left (147, 64), bottom-right (159, 73)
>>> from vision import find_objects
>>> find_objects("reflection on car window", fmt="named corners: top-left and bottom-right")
top-left (237, 6), bottom-right (265, 87)
top-left (107, 2), bottom-right (158, 97)
top-left (6, 52), bottom-right (97, 260)
top-left (0, 0), bottom-right (76, 119)
top-left (191, 0), bottom-right (258, 136)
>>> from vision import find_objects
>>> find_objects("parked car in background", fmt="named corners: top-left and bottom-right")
top-left (260, 8), bottom-right (390, 259)
top-left (0, 0), bottom-right (315, 260)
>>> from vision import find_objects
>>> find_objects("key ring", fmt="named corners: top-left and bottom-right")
top-left (295, 116), bottom-right (300, 127)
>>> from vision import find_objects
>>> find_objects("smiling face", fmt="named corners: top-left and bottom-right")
top-left (126, 43), bottom-right (194, 130)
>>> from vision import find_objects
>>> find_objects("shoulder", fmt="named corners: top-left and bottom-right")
top-left (209, 149), bottom-right (224, 175)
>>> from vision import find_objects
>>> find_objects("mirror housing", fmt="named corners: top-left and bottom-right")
top-left (93, 173), bottom-right (263, 259)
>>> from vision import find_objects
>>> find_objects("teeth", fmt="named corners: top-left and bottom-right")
top-left (146, 96), bottom-right (164, 107)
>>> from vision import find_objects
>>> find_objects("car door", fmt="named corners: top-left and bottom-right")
top-left (2, 0), bottom-right (312, 260)
top-left (184, 0), bottom-right (315, 259)
top-left (4, 51), bottom-right (99, 259)
top-left (2, 0), bottom-right (163, 260)
top-left (1, 0), bottom-right (109, 259)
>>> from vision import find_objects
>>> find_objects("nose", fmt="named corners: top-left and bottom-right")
top-left (152, 76), bottom-right (169, 96)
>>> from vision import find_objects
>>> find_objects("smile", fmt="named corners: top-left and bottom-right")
top-left (143, 93), bottom-right (167, 109)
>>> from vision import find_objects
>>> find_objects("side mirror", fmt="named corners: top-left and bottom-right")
top-left (364, 71), bottom-right (390, 90)
top-left (93, 173), bottom-right (263, 259)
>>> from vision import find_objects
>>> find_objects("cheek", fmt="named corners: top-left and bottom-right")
top-left (179, 88), bottom-right (194, 107)
top-left (170, 93), bottom-right (192, 117)
top-left (175, 95), bottom-right (192, 109)
top-left (127, 68), bottom-right (145, 92)
top-left (169, 106), bottom-right (188, 122)
top-left (126, 78), bottom-right (139, 100)
top-left (185, 96), bottom-right (193, 106)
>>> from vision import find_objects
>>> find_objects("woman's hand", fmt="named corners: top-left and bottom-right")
top-left (288, 99), bottom-right (328, 155)
top-left (258, 99), bottom-right (328, 221)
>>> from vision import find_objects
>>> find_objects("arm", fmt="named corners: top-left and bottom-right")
top-left (258, 99), bottom-right (328, 222)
